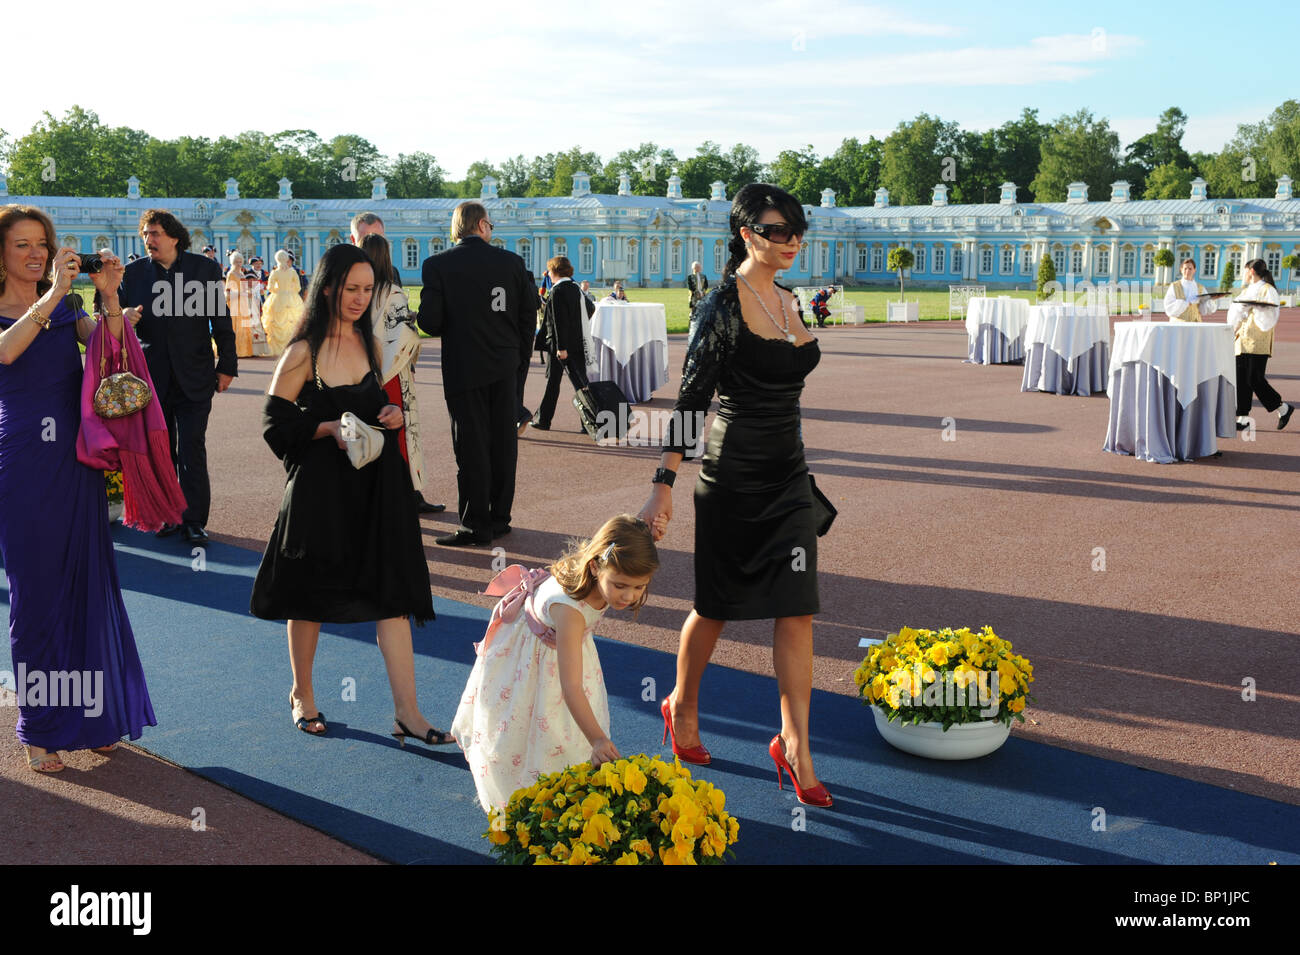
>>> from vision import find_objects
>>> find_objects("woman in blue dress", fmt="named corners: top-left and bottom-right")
top-left (0, 205), bottom-right (156, 772)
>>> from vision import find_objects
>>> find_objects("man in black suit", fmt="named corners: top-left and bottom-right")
top-left (416, 201), bottom-right (538, 546)
top-left (120, 210), bottom-right (237, 544)
top-left (532, 255), bottom-right (591, 431)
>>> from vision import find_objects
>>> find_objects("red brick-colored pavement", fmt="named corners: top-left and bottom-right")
top-left (6, 307), bottom-right (1298, 863)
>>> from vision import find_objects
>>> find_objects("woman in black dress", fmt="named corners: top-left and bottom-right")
top-left (252, 245), bottom-right (447, 745)
top-left (639, 184), bottom-right (831, 807)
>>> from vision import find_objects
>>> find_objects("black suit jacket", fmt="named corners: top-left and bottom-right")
top-left (416, 236), bottom-right (539, 395)
top-left (119, 251), bottom-right (237, 403)
top-left (541, 280), bottom-right (586, 354)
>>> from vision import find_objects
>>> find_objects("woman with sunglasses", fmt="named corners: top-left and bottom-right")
top-left (639, 183), bottom-right (832, 807)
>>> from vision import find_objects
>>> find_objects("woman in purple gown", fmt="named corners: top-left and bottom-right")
top-left (0, 205), bottom-right (156, 772)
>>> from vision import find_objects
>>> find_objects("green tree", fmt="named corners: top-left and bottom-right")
top-left (1142, 162), bottom-right (1194, 199)
top-left (677, 141), bottom-right (732, 198)
top-left (1154, 248), bottom-right (1175, 286)
top-left (7, 106), bottom-right (146, 196)
top-left (1037, 254), bottom-right (1057, 301)
top-left (1219, 258), bottom-right (1236, 293)
top-left (602, 143), bottom-right (678, 196)
top-left (887, 246), bottom-right (914, 301)
top-left (880, 114), bottom-right (962, 206)
top-left (385, 152), bottom-right (446, 199)
top-left (1124, 107), bottom-right (1192, 196)
top-left (1281, 253), bottom-right (1299, 295)
top-left (769, 145), bottom-right (821, 205)
top-left (453, 160), bottom-right (501, 198)
top-left (991, 108), bottom-right (1047, 200)
top-left (1030, 109), bottom-right (1121, 202)
top-left (816, 137), bottom-right (883, 206)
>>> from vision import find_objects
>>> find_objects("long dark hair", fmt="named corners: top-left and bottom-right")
top-left (1244, 258), bottom-right (1277, 290)
top-left (291, 244), bottom-right (380, 377)
top-left (359, 233), bottom-right (397, 309)
top-left (722, 183), bottom-right (808, 282)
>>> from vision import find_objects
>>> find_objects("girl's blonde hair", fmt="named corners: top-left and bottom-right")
top-left (550, 514), bottom-right (660, 612)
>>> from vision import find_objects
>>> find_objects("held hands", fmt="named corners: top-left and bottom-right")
top-left (590, 736), bottom-right (620, 768)
top-left (124, 306), bottom-right (143, 327)
top-left (557, 349), bottom-right (568, 360)
top-left (90, 250), bottom-right (124, 296)
top-left (325, 419), bottom-right (348, 450)
top-left (50, 247), bottom-right (80, 296)
top-left (377, 404), bottom-right (404, 430)
top-left (637, 484), bottom-right (672, 541)
top-left (216, 373), bottom-right (234, 393)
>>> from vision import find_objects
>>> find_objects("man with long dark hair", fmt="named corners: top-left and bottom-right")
top-left (120, 209), bottom-right (237, 544)
top-left (416, 201), bottom-right (539, 546)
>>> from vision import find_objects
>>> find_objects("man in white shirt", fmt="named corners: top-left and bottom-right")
top-left (1163, 259), bottom-right (1218, 322)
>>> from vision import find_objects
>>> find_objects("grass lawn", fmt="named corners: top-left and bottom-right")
top-left (408, 283), bottom-right (1153, 335)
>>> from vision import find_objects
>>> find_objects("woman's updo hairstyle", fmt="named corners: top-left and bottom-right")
top-left (722, 184), bottom-right (808, 282)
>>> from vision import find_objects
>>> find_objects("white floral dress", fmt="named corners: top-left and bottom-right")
top-left (452, 569), bottom-right (609, 813)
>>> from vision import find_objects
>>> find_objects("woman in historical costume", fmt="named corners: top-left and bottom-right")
top-left (250, 243), bottom-right (447, 745)
top-left (1229, 258), bottom-right (1293, 431)
top-left (1163, 258), bottom-right (1219, 323)
top-left (0, 205), bottom-right (156, 772)
top-left (639, 184), bottom-right (832, 807)
top-left (262, 250), bottom-right (304, 357)
top-left (226, 251), bottom-right (256, 358)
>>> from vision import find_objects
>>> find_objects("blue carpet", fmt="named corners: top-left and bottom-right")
top-left (3, 529), bottom-right (1299, 865)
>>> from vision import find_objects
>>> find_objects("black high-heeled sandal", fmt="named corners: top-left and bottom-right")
top-left (391, 718), bottom-right (455, 747)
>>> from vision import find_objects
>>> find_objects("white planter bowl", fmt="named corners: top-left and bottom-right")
top-left (107, 501), bottom-right (124, 524)
top-left (872, 707), bottom-right (1010, 760)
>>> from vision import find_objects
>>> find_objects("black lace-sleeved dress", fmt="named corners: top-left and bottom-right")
top-left (250, 350), bottom-right (434, 624)
top-left (665, 277), bottom-right (821, 620)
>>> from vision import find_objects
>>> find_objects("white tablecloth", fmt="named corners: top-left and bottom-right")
top-left (1103, 322), bottom-right (1237, 463)
top-left (1025, 305), bottom-right (1110, 367)
top-left (588, 302), bottom-right (669, 403)
top-left (966, 296), bottom-right (1029, 364)
top-left (1107, 322), bottom-right (1235, 409)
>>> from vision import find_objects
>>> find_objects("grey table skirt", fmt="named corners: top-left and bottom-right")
top-left (592, 339), bottom-right (669, 404)
top-left (1021, 341), bottom-right (1109, 396)
top-left (966, 324), bottom-right (1024, 364)
top-left (1103, 363), bottom-right (1236, 463)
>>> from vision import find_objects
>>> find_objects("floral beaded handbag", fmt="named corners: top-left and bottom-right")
top-left (93, 325), bottom-right (152, 419)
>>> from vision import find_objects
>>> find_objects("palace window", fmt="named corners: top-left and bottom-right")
top-left (629, 240), bottom-right (640, 272)
top-left (284, 232), bottom-right (302, 263)
top-left (798, 243), bottom-right (808, 272)
top-left (818, 243), bottom-right (828, 274)
top-left (670, 241), bottom-right (682, 274)
top-left (1141, 249), bottom-right (1154, 277)
top-left (554, 240), bottom-right (568, 259)
top-left (1021, 246), bottom-right (1034, 275)
top-left (713, 240), bottom-right (724, 273)
top-left (952, 246), bottom-right (963, 274)
top-left (94, 235), bottom-right (111, 254)
top-left (933, 245), bottom-right (945, 274)
top-left (857, 244), bottom-right (867, 272)
top-left (62, 234), bottom-right (81, 251)
top-left (1001, 246), bottom-right (1014, 275)
top-left (1052, 248), bottom-right (1065, 274)
top-left (1071, 248), bottom-right (1084, 274)
top-left (1096, 247), bottom-right (1110, 275)
top-left (399, 239), bottom-right (415, 270)
top-left (980, 246), bottom-right (993, 274)
top-left (1265, 249), bottom-right (1281, 276)
top-left (871, 245), bottom-right (883, 272)
top-left (912, 244), bottom-right (925, 273)
top-left (580, 239), bottom-right (594, 274)
top-left (325, 231), bottom-right (342, 249)
top-left (1229, 249), bottom-right (1242, 277)
top-left (1121, 248), bottom-right (1136, 277)
top-left (518, 239), bottom-right (532, 272)
top-left (649, 240), bottom-right (660, 273)
top-left (429, 236), bottom-right (446, 254)
top-left (1202, 247), bottom-right (1217, 278)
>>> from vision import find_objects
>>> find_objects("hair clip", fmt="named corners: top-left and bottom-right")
top-left (600, 543), bottom-right (616, 564)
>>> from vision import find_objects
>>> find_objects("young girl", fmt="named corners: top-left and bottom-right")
top-left (452, 514), bottom-right (661, 813)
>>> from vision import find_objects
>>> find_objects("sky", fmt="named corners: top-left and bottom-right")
top-left (3, 0), bottom-right (1279, 184)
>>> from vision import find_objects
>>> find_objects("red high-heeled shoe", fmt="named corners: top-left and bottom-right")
top-left (769, 735), bottom-right (832, 808)
top-left (660, 698), bottom-right (711, 765)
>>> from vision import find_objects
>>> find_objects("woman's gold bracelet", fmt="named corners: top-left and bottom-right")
top-left (24, 304), bottom-right (50, 330)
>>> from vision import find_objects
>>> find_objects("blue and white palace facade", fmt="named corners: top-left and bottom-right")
top-left (3, 168), bottom-right (1298, 289)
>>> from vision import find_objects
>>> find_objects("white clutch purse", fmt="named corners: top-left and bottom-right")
top-left (339, 411), bottom-right (385, 469)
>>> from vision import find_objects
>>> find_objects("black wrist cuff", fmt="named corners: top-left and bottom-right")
top-left (652, 467), bottom-right (676, 488)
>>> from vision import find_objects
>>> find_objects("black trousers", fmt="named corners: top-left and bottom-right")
top-left (162, 390), bottom-right (212, 527)
top-left (1236, 353), bottom-right (1283, 417)
top-left (516, 358), bottom-right (531, 427)
top-left (445, 377), bottom-right (517, 538)
top-left (533, 350), bottom-right (590, 428)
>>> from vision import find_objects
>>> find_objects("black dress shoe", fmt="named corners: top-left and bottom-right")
top-left (181, 524), bottom-right (209, 543)
top-left (1279, 405), bottom-right (1294, 431)
top-left (492, 525), bottom-right (511, 539)
top-left (155, 522), bottom-right (180, 538)
top-left (415, 495), bottom-right (446, 514)
top-left (435, 530), bottom-right (491, 547)
top-left (530, 421), bottom-right (550, 431)
top-left (1236, 421), bottom-right (1250, 431)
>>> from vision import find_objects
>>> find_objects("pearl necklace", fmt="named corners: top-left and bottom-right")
top-left (737, 271), bottom-right (795, 343)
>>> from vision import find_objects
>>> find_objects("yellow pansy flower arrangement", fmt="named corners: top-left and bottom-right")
top-left (484, 753), bottom-right (739, 865)
top-left (105, 470), bottom-right (124, 505)
top-left (852, 626), bottom-right (1034, 729)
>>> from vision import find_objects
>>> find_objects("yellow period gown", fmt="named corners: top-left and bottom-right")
top-left (262, 266), bottom-right (305, 356)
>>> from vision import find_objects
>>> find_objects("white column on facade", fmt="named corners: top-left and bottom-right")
top-left (598, 233), bottom-right (609, 281)
top-left (305, 235), bottom-right (318, 272)
top-left (1108, 240), bottom-right (1118, 285)
top-left (965, 238), bottom-right (977, 280)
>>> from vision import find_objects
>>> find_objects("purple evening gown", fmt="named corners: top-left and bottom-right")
top-left (0, 298), bottom-right (156, 749)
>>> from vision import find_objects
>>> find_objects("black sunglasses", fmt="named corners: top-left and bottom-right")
top-left (749, 222), bottom-right (803, 244)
